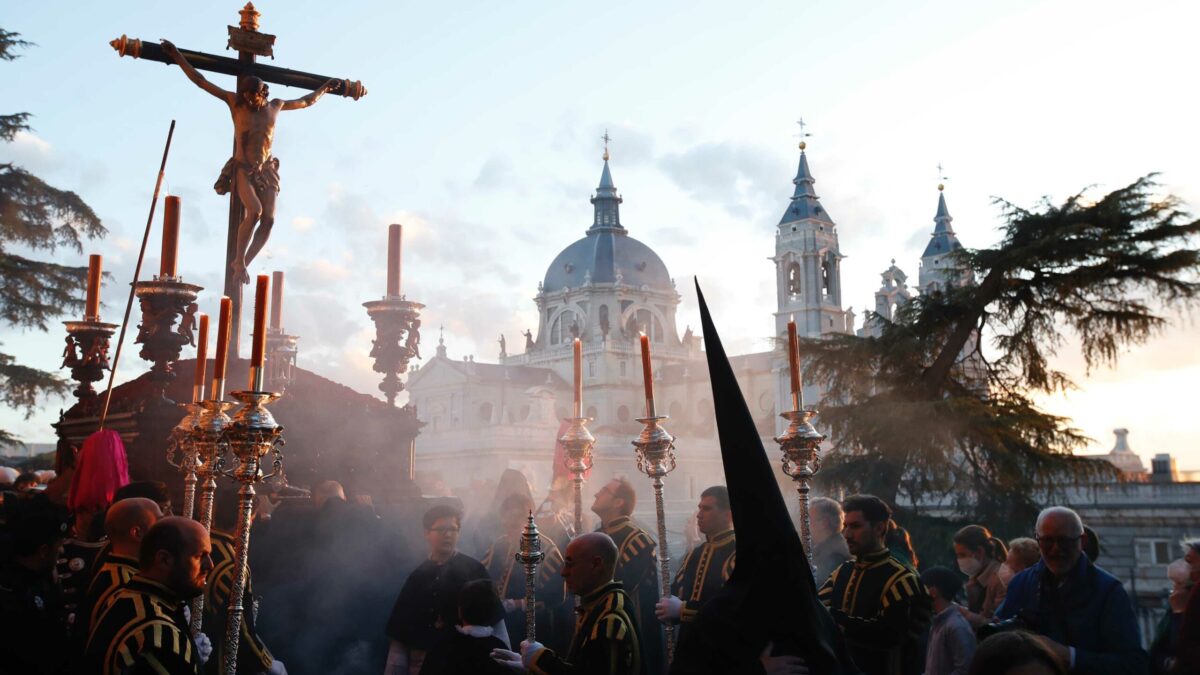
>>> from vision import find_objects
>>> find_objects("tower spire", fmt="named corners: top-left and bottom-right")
top-left (590, 131), bottom-right (624, 232)
top-left (778, 125), bottom-right (832, 226)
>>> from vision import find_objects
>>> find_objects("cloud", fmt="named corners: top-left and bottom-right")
top-left (292, 216), bottom-right (315, 233)
top-left (473, 155), bottom-right (515, 189)
top-left (657, 141), bottom-right (781, 219)
top-left (0, 131), bottom-right (58, 174)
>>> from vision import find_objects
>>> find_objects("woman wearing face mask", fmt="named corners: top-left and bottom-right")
top-left (1159, 539), bottom-right (1200, 674)
top-left (1150, 554), bottom-right (1195, 674)
top-left (953, 525), bottom-right (1009, 628)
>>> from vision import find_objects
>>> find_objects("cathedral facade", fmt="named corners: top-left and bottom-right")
top-left (405, 140), bottom-right (966, 545)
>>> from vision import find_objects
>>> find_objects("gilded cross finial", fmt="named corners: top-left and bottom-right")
top-left (239, 3), bottom-right (261, 32)
top-left (795, 117), bottom-right (811, 150)
top-left (937, 162), bottom-right (947, 191)
top-left (601, 129), bottom-right (612, 162)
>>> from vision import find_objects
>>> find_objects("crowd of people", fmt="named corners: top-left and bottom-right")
top-left (4, 456), bottom-right (1196, 675)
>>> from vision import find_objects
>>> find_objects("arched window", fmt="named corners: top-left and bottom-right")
top-left (652, 316), bottom-right (664, 343)
top-left (586, 405), bottom-right (598, 421)
top-left (668, 401), bottom-right (684, 421)
top-left (551, 310), bottom-right (576, 345)
top-left (478, 401), bottom-right (493, 423)
top-left (787, 262), bottom-right (802, 296)
top-left (599, 305), bottom-right (610, 336)
top-left (617, 405), bottom-right (631, 423)
top-left (821, 259), bottom-right (831, 297)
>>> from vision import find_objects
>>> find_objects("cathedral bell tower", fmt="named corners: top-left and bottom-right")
top-left (772, 138), bottom-right (851, 339)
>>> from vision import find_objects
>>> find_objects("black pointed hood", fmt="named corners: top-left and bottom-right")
top-left (670, 280), bottom-right (858, 675)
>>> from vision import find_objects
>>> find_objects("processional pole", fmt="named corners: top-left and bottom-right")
top-left (221, 277), bottom-right (285, 674)
top-left (188, 297), bottom-right (236, 637)
top-left (515, 512), bottom-right (546, 643)
top-left (559, 339), bottom-right (595, 535)
top-left (774, 319), bottom-right (825, 573)
top-left (631, 334), bottom-right (677, 660)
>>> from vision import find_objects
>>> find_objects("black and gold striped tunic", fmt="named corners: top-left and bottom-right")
top-left (669, 528), bottom-right (735, 638)
top-left (529, 580), bottom-right (645, 675)
top-left (818, 547), bottom-right (931, 675)
top-left (84, 575), bottom-right (200, 675)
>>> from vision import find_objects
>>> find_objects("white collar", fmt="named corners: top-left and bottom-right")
top-left (455, 624), bottom-right (495, 638)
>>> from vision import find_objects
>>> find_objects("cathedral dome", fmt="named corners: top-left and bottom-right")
top-left (542, 157), bottom-right (672, 293)
top-left (543, 230), bottom-right (671, 291)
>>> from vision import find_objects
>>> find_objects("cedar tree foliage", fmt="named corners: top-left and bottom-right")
top-left (0, 29), bottom-right (106, 447)
top-left (805, 176), bottom-right (1200, 525)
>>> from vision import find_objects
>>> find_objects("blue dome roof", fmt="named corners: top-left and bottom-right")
top-left (542, 157), bottom-right (672, 293)
top-left (543, 230), bottom-right (671, 291)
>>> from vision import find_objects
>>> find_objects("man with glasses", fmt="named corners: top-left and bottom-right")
top-left (384, 504), bottom-right (501, 675)
top-left (994, 506), bottom-right (1147, 674)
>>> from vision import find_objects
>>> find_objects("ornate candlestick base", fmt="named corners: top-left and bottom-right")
top-left (220, 390), bottom-right (284, 675)
top-left (774, 409), bottom-right (825, 572)
top-left (61, 319), bottom-right (118, 410)
top-left (188, 399), bottom-right (234, 637)
top-left (133, 277), bottom-right (203, 404)
top-left (632, 415), bottom-right (678, 661)
top-left (558, 416), bottom-right (596, 535)
top-left (363, 297), bottom-right (424, 406)
top-left (515, 512), bottom-right (545, 643)
top-left (167, 403), bottom-right (203, 519)
top-left (265, 328), bottom-right (299, 394)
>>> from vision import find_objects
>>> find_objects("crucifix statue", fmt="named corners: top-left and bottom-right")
top-left (111, 2), bottom-right (367, 353)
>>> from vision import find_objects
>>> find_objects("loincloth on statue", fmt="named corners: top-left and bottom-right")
top-left (214, 156), bottom-right (281, 196)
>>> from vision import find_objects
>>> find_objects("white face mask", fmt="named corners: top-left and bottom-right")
top-left (957, 556), bottom-right (983, 578)
top-left (1168, 558), bottom-right (1191, 585)
top-left (997, 563), bottom-right (1016, 587)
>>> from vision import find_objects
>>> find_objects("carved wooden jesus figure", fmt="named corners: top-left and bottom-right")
top-left (161, 39), bottom-right (337, 284)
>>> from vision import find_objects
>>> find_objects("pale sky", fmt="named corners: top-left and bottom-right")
top-left (2, 0), bottom-right (1197, 468)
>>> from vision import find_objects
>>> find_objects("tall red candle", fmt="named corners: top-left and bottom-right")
top-left (212, 296), bottom-right (232, 400)
top-left (249, 274), bottom-right (269, 390)
top-left (85, 254), bottom-right (102, 320)
top-left (192, 313), bottom-right (209, 403)
top-left (387, 224), bottom-right (402, 297)
top-left (639, 333), bottom-right (655, 417)
top-left (270, 271), bottom-right (284, 330)
top-left (573, 338), bottom-right (582, 418)
top-left (161, 196), bottom-right (181, 277)
top-left (787, 319), bottom-right (801, 410)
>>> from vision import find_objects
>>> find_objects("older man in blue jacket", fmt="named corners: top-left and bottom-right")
top-left (994, 506), bottom-right (1147, 674)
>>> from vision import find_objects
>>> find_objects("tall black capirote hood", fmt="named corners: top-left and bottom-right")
top-left (671, 280), bottom-right (858, 675)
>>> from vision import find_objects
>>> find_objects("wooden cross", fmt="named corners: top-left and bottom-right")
top-left (110, 2), bottom-right (366, 354)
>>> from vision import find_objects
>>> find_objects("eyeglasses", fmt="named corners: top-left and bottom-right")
top-left (1035, 535), bottom-right (1081, 550)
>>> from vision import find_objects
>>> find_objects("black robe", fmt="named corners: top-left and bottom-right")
top-left (385, 552), bottom-right (491, 653)
top-left (203, 529), bottom-right (275, 675)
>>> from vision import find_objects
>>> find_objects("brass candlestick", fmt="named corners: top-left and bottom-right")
top-left (166, 403), bottom-right (202, 519)
top-left (220, 389), bottom-right (284, 675)
top-left (61, 319), bottom-right (118, 411)
top-left (363, 296), bottom-right (424, 406)
top-left (265, 327), bottom-right (298, 394)
top-left (514, 512), bottom-right (545, 643)
top-left (187, 399), bottom-right (233, 636)
top-left (133, 277), bottom-right (203, 404)
top-left (632, 414), bottom-right (678, 660)
top-left (558, 416), bottom-right (596, 535)
top-left (775, 408), bottom-right (825, 572)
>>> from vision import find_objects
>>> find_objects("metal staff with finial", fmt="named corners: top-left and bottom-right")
top-left (774, 317), bottom-right (825, 573)
top-left (632, 333), bottom-right (678, 660)
top-left (559, 338), bottom-right (595, 535)
top-left (514, 512), bottom-right (545, 643)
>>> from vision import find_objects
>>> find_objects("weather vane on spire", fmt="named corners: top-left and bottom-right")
top-left (795, 117), bottom-right (811, 150)
top-left (601, 129), bottom-right (612, 161)
top-left (937, 162), bottom-right (948, 191)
